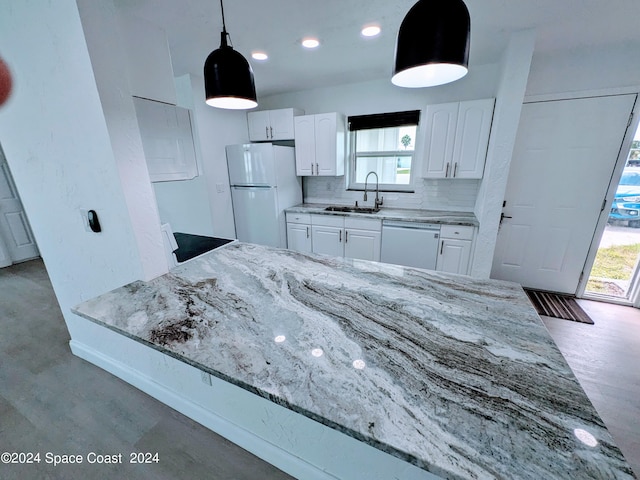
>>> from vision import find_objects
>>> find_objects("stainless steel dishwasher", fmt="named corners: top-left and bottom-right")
top-left (380, 221), bottom-right (440, 270)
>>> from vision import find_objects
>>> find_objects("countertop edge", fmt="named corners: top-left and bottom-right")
top-left (285, 204), bottom-right (479, 226)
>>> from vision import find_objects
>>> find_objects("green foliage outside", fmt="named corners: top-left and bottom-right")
top-left (586, 243), bottom-right (640, 294)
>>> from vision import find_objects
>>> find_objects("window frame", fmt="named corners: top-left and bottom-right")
top-left (347, 110), bottom-right (420, 193)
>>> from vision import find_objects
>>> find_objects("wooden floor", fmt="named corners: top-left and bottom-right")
top-left (542, 300), bottom-right (640, 478)
top-left (0, 259), bottom-right (294, 480)
top-left (1, 258), bottom-right (639, 478)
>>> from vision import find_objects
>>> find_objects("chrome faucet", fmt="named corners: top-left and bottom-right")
top-left (363, 171), bottom-right (383, 209)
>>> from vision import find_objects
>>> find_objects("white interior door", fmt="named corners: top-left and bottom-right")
top-left (0, 150), bottom-right (39, 266)
top-left (492, 94), bottom-right (636, 294)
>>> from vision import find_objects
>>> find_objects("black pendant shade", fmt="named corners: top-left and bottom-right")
top-left (204, 1), bottom-right (257, 109)
top-left (392, 0), bottom-right (470, 88)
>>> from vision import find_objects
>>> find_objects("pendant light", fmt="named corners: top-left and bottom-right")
top-left (392, 0), bottom-right (470, 88)
top-left (204, 0), bottom-right (257, 109)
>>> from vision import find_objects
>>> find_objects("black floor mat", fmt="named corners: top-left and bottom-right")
top-left (173, 233), bottom-right (234, 263)
top-left (524, 289), bottom-right (594, 324)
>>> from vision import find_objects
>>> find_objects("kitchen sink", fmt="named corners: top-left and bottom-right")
top-left (325, 205), bottom-right (380, 214)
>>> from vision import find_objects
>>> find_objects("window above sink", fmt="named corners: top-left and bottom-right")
top-left (347, 110), bottom-right (420, 193)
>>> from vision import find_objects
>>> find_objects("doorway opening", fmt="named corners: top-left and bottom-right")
top-left (585, 123), bottom-right (640, 303)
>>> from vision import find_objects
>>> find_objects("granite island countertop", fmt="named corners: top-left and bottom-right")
top-left (72, 242), bottom-right (634, 479)
top-left (286, 203), bottom-right (479, 226)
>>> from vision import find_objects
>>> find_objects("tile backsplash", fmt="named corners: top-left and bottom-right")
top-left (303, 176), bottom-right (479, 211)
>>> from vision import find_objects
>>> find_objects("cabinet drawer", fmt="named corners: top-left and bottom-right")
top-left (440, 224), bottom-right (474, 240)
top-left (344, 217), bottom-right (381, 231)
top-left (286, 212), bottom-right (311, 224)
top-left (311, 214), bottom-right (344, 227)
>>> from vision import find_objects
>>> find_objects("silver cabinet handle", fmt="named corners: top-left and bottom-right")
top-left (339, 230), bottom-right (342, 242)
top-left (445, 162), bottom-right (450, 177)
top-left (306, 226), bottom-right (309, 238)
top-left (453, 162), bottom-right (458, 177)
top-left (265, 126), bottom-right (269, 139)
top-left (345, 230), bottom-right (348, 243)
top-left (316, 163), bottom-right (319, 175)
top-left (270, 126), bottom-right (273, 138)
top-left (440, 240), bottom-right (444, 255)
top-left (311, 163), bottom-right (314, 175)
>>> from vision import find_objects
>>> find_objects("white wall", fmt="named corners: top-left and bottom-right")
top-left (148, 75), bottom-right (216, 237)
top-left (526, 42), bottom-right (640, 98)
top-left (472, 30), bottom-right (536, 278)
top-left (188, 74), bottom-right (249, 240)
top-left (77, 0), bottom-right (167, 282)
top-left (150, 74), bottom-right (249, 239)
top-left (0, 0), bottom-right (156, 335)
top-left (259, 65), bottom-right (500, 211)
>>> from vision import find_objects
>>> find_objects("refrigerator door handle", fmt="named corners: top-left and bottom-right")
top-left (231, 185), bottom-right (275, 189)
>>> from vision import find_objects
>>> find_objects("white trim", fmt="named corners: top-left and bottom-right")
top-left (524, 85), bottom-right (640, 104)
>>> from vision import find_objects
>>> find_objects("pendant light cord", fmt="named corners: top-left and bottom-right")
top-left (219, 0), bottom-right (233, 47)
top-left (219, 0), bottom-right (227, 33)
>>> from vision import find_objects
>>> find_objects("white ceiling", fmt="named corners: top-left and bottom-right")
top-left (114, 0), bottom-right (640, 98)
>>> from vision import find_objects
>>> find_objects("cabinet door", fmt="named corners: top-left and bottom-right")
top-left (247, 111), bottom-right (271, 141)
top-left (311, 225), bottom-right (343, 257)
top-left (344, 228), bottom-right (381, 262)
top-left (134, 97), bottom-right (198, 182)
top-left (269, 108), bottom-right (296, 140)
top-left (422, 102), bottom-right (458, 178)
top-left (315, 113), bottom-right (338, 176)
top-left (294, 115), bottom-right (316, 176)
top-left (451, 99), bottom-right (494, 179)
top-left (436, 238), bottom-right (471, 275)
top-left (287, 222), bottom-right (312, 253)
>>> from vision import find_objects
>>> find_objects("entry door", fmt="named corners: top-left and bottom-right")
top-left (0, 150), bottom-right (39, 267)
top-left (492, 94), bottom-right (636, 294)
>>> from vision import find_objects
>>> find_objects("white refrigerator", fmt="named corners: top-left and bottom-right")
top-left (226, 143), bottom-right (302, 248)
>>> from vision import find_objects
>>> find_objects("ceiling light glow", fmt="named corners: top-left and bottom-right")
top-left (361, 25), bottom-right (381, 37)
top-left (252, 52), bottom-right (268, 61)
top-left (302, 38), bottom-right (320, 49)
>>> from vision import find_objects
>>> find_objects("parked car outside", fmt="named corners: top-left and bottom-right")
top-left (609, 167), bottom-right (640, 227)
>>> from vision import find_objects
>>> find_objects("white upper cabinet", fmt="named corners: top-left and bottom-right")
top-left (294, 112), bottom-right (345, 176)
top-left (133, 97), bottom-right (198, 182)
top-left (247, 108), bottom-right (303, 141)
top-left (422, 103), bottom-right (458, 178)
top-left (422, 98), bottom-right (495, 179)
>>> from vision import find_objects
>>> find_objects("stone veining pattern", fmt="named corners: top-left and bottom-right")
top-left (73, 243), bottom-right (634, 479)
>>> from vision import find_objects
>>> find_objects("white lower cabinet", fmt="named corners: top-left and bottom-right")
top-left (436, 225), bottom-right (474, 275)
top-left (312, 215), bottom-right (381, 262)
top-left (287, 213), bottom-right (381, 261)
top-left (286, 213), bottom-right (312, 253)
top-left (343, 226), bottom-right (381, 262)
top-left (286, 211), bottom-right (475, 273)
top-left (311, 224), bottom-right (344, 257)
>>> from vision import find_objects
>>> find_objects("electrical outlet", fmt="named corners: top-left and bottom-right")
top-left (200, 371), bottom-right (212, 386)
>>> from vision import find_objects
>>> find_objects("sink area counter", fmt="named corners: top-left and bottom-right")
top-left (286, 203), bottom-right (478, 226)
top-left (72, 243), bottom-right (633, 479)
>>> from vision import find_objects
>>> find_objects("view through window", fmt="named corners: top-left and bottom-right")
top-left (586, 123), bottom-right (640, 301)
top-left (348, 111), bottom-right (419, 191)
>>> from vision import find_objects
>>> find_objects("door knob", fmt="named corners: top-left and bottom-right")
top-left (500, 212), bottom-right (513, 223)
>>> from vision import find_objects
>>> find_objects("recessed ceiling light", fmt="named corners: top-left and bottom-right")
top-left (301, 38), bottom-right (320, 49)
top-left (361, 25), bottom-right (381, 37)
top-left (252, 51), bottom-right (268, 61)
